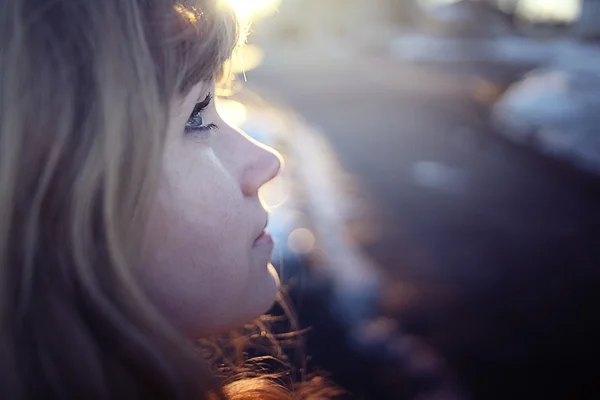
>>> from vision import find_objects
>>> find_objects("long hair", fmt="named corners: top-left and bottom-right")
top-left (0, 0), bottom-right (335, 398)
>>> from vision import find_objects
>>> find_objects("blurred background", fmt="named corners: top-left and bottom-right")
top-left (220, 1), bottom-right (600, 399)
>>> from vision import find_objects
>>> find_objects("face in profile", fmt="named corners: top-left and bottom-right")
top-left (142, 81), bottom-right (282, 337)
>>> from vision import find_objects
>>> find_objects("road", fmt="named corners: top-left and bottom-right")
top-left (246, 57), bottom-right (600, 399)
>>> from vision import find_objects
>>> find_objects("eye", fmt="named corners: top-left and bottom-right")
top-left (185, 107), bottom-right (207, 130)
top-left (185, 93), bottom-right (218, 135)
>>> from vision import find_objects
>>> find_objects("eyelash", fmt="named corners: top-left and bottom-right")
top-left (184, 93), bottom-right (219, 136)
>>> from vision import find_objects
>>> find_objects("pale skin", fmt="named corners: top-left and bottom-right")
top-left (142, 81), bottom-right (282, 337)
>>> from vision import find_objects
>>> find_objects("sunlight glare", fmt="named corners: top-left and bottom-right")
top-left (223, 0), bottom-right (280, 19)
top-left (517, 0), bottom-right (580, 23)
top-left (225, 45), bottom-right (265, 75)
top-left (215, 99), bottom-right (247, 128)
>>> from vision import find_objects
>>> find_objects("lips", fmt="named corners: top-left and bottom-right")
top-left (254, 215), bottom-right (268, 241)
top-left (253, 228), bottom-right (274, 247)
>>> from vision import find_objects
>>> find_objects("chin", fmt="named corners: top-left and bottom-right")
top-left (252, 263), bottom-right (281, 317)
top-left (240, 263), bottom-right (280, 323)
top-left (210, 264), bottom-right (280, 336)
top-left (183, 264), bottom-right (281, 337)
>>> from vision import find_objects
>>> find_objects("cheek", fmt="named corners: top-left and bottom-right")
top-left (141, 149), bottom-right (254, 334)
top-left (150, 178), bottom-right (248, 284)
top-left (154, 147), bottom-right (246, 256)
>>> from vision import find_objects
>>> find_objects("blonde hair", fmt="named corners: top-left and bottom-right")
top-left (0, 0), bottom-right (335, 398)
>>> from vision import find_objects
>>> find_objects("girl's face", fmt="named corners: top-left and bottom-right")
top-left (142, 81), bottom-right (282, 336)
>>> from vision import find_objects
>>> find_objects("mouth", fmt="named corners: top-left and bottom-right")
top-left (253, 229), bottom-right (274, 247)
top-left (253, 216), bottom-right (274, 247)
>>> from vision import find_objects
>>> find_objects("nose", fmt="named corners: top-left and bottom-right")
top-left (240, 142), bottom-right (282, 197)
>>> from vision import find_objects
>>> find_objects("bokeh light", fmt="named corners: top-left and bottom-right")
top-left (287, 228), bottom-right (316, 255)
top-left (259, 177), bottom-right (289, 210)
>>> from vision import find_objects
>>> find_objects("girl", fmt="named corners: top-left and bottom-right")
top-left (0, 0), bottom-right (333, 398)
